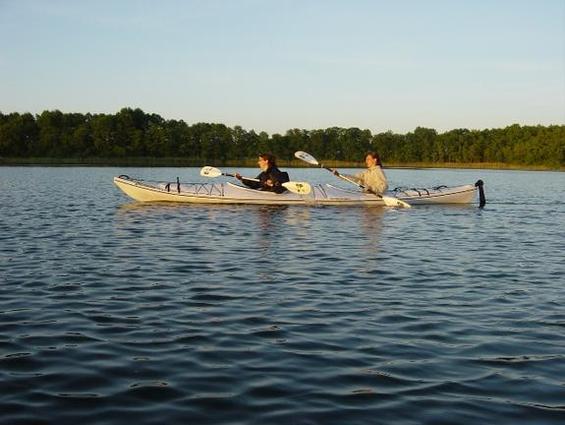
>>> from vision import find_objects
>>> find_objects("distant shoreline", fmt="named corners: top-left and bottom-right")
top-left (2, 110), bottom-right (563, 169)
top-left (0, 157), bottom-right (562, 171)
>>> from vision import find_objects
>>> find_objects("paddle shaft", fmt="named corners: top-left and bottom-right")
top-left (223, 172), bottom-right (259, 182)
top-left (318, 163), bottom-right (372, 193)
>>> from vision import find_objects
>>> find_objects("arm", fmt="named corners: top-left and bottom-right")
top-left (339, 171), bottom-right (364, 185)
top-left (236, 172), bottom-right (263, 189)
top-left (241, 177), bottom-right (262, 190)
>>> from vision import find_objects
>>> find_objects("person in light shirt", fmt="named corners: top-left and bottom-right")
top-left (335, 151), bottom-right (389, 195)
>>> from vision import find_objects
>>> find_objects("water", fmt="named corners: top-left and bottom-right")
top-left (1, 166), bottom-right (564, 425)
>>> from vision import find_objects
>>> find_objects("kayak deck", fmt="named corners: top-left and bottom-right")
top-left (114, 175), bottom-right (483, 206)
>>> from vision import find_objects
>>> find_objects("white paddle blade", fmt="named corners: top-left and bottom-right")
top-left (382, 195), bottom-right (411, 208)
top-left (283, 181), bottom-right (312, 195)
top-left (200, 166), bottom-right (222, 178)
top-left (294, 151), bottom-right (319, 165)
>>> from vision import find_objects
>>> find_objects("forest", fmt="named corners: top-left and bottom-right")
top-left (0, 108), bottom-right (563, 168)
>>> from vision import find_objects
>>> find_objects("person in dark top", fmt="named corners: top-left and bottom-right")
top-left (235, 153), bottom-right (290, 194)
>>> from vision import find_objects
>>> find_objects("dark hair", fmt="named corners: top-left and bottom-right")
top-left (366, 151), bottom-right (382, 166)
top-left (259, 153), bottom-right (277, 167)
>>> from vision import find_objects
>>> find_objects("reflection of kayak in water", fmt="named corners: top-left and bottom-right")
top-left (114, 175), bottom-right (485, 207)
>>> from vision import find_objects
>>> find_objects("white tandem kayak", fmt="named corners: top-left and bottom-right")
top-left (114, 175), bottom-right (486, 207)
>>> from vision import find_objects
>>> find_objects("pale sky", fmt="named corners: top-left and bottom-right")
top-left (1, 0), bottom-right (564, 134)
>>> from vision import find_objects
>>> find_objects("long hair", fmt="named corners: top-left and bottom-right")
top-left (366, 151), bottom-right (382, 167)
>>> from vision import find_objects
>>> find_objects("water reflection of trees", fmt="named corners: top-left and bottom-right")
top-left (253, 205), bottom-right (387, 273)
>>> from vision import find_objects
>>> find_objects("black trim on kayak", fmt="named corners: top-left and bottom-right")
top-left (475, 180), bottom-right (486, 208)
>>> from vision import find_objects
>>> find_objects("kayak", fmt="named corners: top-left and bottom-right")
top-left (114, 175), bottom-right (485, 206)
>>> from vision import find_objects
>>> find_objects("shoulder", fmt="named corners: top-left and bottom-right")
top-left (269, 166), bottom-right (284, 176)
top-left (372, 166), bottom-right (387, 178)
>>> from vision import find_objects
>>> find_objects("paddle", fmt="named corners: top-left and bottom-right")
top-left (294, 151), bottom-right (411, 208)
top-left (200, 166), bottom-right (312, 195)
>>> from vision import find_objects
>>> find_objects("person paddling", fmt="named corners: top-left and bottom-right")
top-left (334, 151), bottom-right (389, 195)
top-left (236, 153), bottom-right (290, 194)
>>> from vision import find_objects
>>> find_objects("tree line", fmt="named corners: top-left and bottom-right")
top-left (0, 108), bottom-right (563, 167)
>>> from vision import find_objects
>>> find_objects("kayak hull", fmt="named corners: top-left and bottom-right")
top-left (114, 175), bottom-right (482, 206)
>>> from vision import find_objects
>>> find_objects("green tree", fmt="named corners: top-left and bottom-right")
top-left (0, 113), bottom-right (38, 156)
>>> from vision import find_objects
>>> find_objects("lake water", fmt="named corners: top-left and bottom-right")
top-left (1, 166), bottom-right (564, 425)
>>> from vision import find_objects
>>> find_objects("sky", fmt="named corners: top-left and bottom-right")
top-left (1, 0), bottom-right (564, 134)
